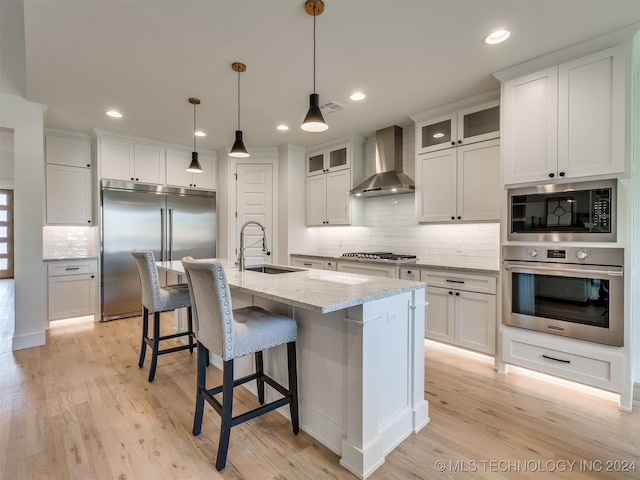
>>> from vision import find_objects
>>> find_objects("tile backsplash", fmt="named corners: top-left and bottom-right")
top-left (43, 226), bottom-right (97, 258)
top-left (306, 193), bottom-right (500, 270)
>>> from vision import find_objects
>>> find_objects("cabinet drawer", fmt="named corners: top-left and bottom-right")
top-left (292, 257), bottom-right (325, 270)
top-left (502, 329), bottom-right (622, 392)
top-left (48, 261), bottom-right (96, 277)
top-left (399, 268), bottom-right (420, 281)
top-left (422, 270), bottom-right (496, 294)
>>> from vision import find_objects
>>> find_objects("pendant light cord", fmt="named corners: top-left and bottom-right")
top-left (193, 102), bottom-right (197, 151)
top-left (237, 71), bottom-right (241, 131)
top-left (313, 4), bottom-right (317, 94)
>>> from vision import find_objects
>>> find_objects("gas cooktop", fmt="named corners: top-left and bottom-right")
top-left (341, 252), bottom-right (417, 261)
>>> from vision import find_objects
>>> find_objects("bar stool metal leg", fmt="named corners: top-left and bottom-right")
top-left (193, 342), bottom-right (208, 436)
top-left (255, 351), bottom-right (265, 405)
top-left (138, 307), bottom-right (149, 368)
top-left (287, 341), bottom-right (300, 434)
top-left (216, 359), bottom-right (235, 471)
top-left (148, 311), bottom-right (161, 382)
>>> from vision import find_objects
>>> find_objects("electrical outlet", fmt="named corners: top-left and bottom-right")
top-left (456, 242), bottom-right (463, 252)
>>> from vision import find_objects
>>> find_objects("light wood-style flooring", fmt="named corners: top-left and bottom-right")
top-left (1, 278), bottom-right (639, 479)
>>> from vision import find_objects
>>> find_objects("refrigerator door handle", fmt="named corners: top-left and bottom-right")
top-left (169, 208), bottom-right (174, 261)
top-left (160, 208), bottom-right (166, 261)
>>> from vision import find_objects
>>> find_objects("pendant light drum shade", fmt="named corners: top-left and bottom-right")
top-left (230, 62), bottom-right (250, 157)
top-left (301, 0), bottom-right (328, 132)
top-left (186, 97), bottom-right (204, 173)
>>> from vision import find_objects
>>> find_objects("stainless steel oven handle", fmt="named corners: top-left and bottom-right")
top-left (503, 262), bottom-right (623, 277)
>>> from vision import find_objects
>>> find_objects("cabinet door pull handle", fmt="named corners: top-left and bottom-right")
top-left (455, 292), bottom-right (460, 296)
top-left (549, 172), bottom-right (555, 178)
top-left (448, 291), bottom-right (453, 295)
top-left (446, 279), bottom-right (465, 284)
top-left (559, 172), bottom-right (565, 177)
top-left (65, 267), bottom-right (80, 271)
top-left (303, 263), bottom-right (313, 266)
top-left (91, 275), bottom-right (95, 278)
top-left (542, 354), bottom-right (570, 364)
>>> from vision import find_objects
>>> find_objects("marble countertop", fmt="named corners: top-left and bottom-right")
top-left (43, 256), bottom-right (98, 261)
top-left (290, 253), bottom-right (499, 274)
top-left (157, 258), bottom-right (426, 314)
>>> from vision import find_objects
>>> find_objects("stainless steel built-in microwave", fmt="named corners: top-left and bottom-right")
top-left (507, 180), bottom-right (616, 242)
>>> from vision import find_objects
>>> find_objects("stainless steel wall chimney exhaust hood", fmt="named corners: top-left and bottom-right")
top-left (350, 125), bottom-right (415, 197)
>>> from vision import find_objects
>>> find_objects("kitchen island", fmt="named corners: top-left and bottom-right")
top-left (157, 259), bottom-right (429, 479)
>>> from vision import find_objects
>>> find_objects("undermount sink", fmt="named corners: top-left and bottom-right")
top-left (244, 264), bottom-right (302, 274)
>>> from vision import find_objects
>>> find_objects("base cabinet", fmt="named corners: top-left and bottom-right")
top-left (291, 256), bottom-right (337, 271)
top-left (337, 261), bottom-right (397, 278)
top-left (422, 270), bottom-right (496, 355)
top-left (501, 327), bottom-right (623, 393)
top-left (47, 259), bottom-right (98, 321)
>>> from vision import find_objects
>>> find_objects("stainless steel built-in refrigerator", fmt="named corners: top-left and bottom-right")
top-left (101, 180), bottom-right (216, 320)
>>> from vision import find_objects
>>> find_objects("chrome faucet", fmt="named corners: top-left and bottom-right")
top-left (236, 220), bottom-right (270, 271)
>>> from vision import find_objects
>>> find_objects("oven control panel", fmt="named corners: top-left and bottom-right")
top-left (503, 245), bottom-right (624, 266)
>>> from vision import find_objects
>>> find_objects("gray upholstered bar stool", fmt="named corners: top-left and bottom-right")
top-left (131, 250), bottom-right (194, 382)
top-left (181, 257), bottom-right (299, 471)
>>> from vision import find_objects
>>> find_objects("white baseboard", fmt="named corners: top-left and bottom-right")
top-left (12, 331), bottom-right (46, 351)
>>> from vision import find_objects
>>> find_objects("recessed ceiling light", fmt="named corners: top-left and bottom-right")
top-left (194, 131), bottom-right (206, 137)
top-left (433, 132), bottom-right (445, 138)
top-left (106, 110), bottom-right (122, 118)
top-left (350, 92), bottom-right (366, 101)
top-left (277, 124), bottom-right (289, 131)
top-left (484, 29), bottom-right (510, 45)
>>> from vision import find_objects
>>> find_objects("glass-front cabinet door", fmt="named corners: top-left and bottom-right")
top-left (306, 143), bottom-right (350, 176)
top-left (306, 150), bottom-right (325, 176)
top-left (457, 100), bottom-right (500, 145)
top-left (416, 100), bottom-right (500, 155)
top-left (417, 113), bottom-right (455, 155)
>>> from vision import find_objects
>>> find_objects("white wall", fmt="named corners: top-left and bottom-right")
top-left (632, 31), bottom-right (640, 385)
top-left (0, 92), bottom-right (47, 350)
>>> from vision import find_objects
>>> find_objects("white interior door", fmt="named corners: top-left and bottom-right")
top-left (236, 163), bottom-right (273, 266)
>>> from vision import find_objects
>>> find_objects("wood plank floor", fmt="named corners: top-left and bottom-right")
top-left (1, 278), bottom-right (639, 479)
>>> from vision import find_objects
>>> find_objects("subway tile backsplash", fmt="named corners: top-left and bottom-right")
top-left (43, 226), bottom-right (97, 259)
top-left (308, 193), bottom-right (500, 270)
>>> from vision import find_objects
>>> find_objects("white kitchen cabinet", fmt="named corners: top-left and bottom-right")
top-left (416, 139), bottom-right (501, 223)
top-left (47, 259), bottom-right (98, 321)
top-left (337, 261), bottom-right (397, 278)
top-left (305, 136), bottom-right (364, 226)
top-left (306, 142), bottom-right (351, 177)
top-left (291, 255), bottom-right (337, 271)
top-left (100, 135), bottom-right (165, 184)
top-left (422, 269), bottom-right (496, 355)
top-left (45, 131), bottom-right (92, 168)
top-left (414, 99), bottom-right (500, 155)
top-left (46, 164), bottom-right (92, 225)
top-left (502, 45), bottom-right (625, 185)
top-left (166, 149), bottom-right (217, 190)
top-left (501, 327), bottom-right (623, 393)
top-left (44, 131), bottom-right (93, 226)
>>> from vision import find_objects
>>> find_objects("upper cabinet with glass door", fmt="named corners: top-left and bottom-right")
top-left (306, 142), bottom-right (351, 176)
top-left (414, 99), bottom-right (500, 155)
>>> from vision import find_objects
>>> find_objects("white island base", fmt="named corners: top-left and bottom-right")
top-left (158, 260), bottom-right (429, 478)
top-left (228, 288), bottom-right (429, 479)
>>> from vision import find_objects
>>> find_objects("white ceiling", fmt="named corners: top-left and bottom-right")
top-left (21, 0), bottom-right (640, 152)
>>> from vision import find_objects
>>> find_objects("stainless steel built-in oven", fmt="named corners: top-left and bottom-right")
top-left (508, 179), bottom-right (616, 242)
top-left (503, 245), bottom-right (623, 346)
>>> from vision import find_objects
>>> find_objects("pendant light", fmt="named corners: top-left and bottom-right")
top-left (186, 97), bottom-right (204, 173)
top-left (301, 0), bottom-right (328, 132)
top-left (229, 62), bottom-right (250, 157)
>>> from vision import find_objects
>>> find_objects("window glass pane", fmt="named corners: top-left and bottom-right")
top-left (0, 243), bottom-right (6, 254)
top-left (0, 211), bottom-right (7, 222)
top-left (0, 259), bottom-right (7, 270)
top-left (0, 227), bottom-right (6, 237)
top-left (308, 154), bottom-right (324, 173)
top-left (0, 194), bottom-right (7, 206)
top-left (329, 148), bottom-right (347, 168)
